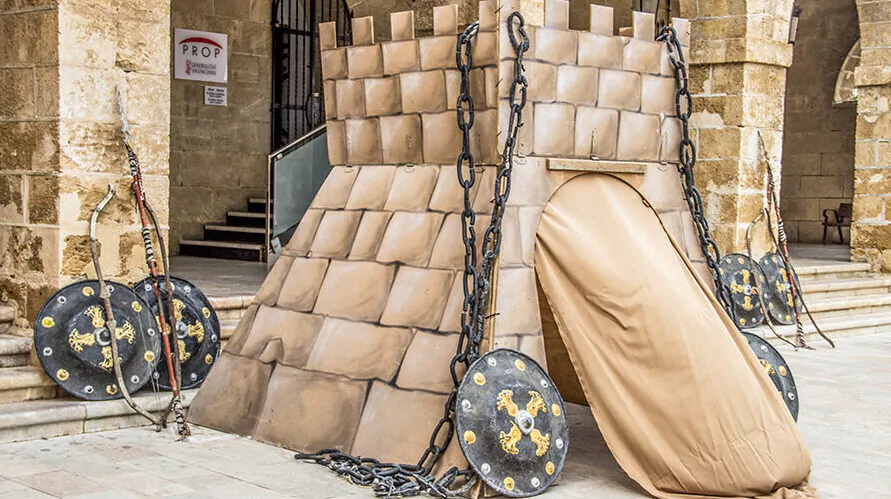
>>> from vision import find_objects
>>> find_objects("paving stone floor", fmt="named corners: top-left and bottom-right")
top-left (0, 332), bottom-right (887, 498)
top-left (169, 256), bottom-right (266, 298)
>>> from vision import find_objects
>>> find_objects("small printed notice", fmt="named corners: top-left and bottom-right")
top-left (204, 86), bottom-right (228, 106)
top-left (174, 29), bottom-right (228, 83)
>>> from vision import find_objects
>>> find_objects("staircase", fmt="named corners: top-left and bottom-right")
top-left (0, 293), bottom-right (254, 442)
top-left (751, 261), bottom-right (891, 343)
top-left (179, 197), bottom-right (269, 262)
top-left (0, 303), bottom-right (60, 405)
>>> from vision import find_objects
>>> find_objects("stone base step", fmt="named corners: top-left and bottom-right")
top-left (0, 304), bottom-right (14, 336)
top-left (795, 262), bottom-right (872, 281)
top-left (0, 388), bottom-right (197, 443)
top-left (221, 318), bottom-right (238, 341)
top-left (805, 293), bottom-right (891, 320)
top-left (0, 335), bottom-right (32, 368)
top-left (179, 239), bottom-right (264, 262)
top-left (749, 311), bottom-right (891, 345)
top-left (801, 275), bottom-right (891, 299)
top-left (0, 366), bottom-right (61, 404)
top-left (208, 294), bottom-right (253, 322)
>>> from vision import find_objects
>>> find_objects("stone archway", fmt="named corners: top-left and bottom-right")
top-left (778, 1), bottom-right (859, 245)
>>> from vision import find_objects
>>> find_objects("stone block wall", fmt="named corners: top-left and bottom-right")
top-left (56, 0), bottom-right (172, 291)
top-left (169, 0), bottom-right (271, 246)
top-left (0, 1), bottom-right (60, 324)
top-left (676, 0), bottom-right (795, 255)
top-left (0, 1), bottom-right (171, 326)
top-left (851, 0), bottom-right (891, 269)
top-left (190, 0), bottom-right (704, 472)
top-left (779, 0), bottom-right (858, 243)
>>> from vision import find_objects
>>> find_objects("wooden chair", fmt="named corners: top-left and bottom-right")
top-left (822, 203), bottom-right (852, 244)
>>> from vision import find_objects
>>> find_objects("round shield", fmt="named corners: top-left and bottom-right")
top-left (33, 280), bottom-right (162, 401)
top-left (742, 332), bottom-right (799, 421)
top-left (759, 253), bottom-right (803, 325)
top-left (718, 254), bottom-right (769, 329)
top-left (456, 349), bottom-right (569, 497)
top-left (133, 276), bottom-right (221, 390)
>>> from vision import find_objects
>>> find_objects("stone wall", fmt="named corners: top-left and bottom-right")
top-left (779, 0), bottom-right (858, 243)
top-left (56, 0), bottom-right (171, 293)
top-left (677, 0), bottom-right (795, 255)
top-left (169, 0), bottom-right (271, 247)
top-left (0, 1), bottom-right (60, 324)
top-left (0, 0), bottom-right (171, 326)
top-left (851, 0), bottom-right (891, 269)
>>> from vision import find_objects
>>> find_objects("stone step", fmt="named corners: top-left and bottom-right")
top-left (207, 294), bottom-right (253, 322)
top-left (0, 388), bottom-right (197, 443)
top-left (750, 311), bottom-right (891, 345)
top-left (0, 304), bottom-right (14, 335)
top-left (801, 276), bottom-right (891, 299)
top-left (179, 239), bottom-right (264, 262)
top-left (247, 197), bottom-right (272, 213)
top-left (220, 318), bottom-right (238, 341)
top-left (0, 304), bottom-right (13, 324)
top-left (0, 335), bottom-right (32, 368)
top-left (0, 366), bottom-right (61, 404)
top-left (226, 211), bottom-right (268, 228)
top-left (805, 293), bottom-right (891, 320)
top-left (204, 224), bottom-right (266, 245)
top-left (794, 262), bottom-right (872, 281)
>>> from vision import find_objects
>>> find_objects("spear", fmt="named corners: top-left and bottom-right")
top-left (116, 87), bottom-right (191, 439)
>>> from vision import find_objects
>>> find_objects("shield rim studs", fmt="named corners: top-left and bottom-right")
top-left (133, 275), bottom-right (221, 391)
top-left (743, 332), bottom-right (799, 421)
top-left (32, 280), bottom-right (161, 402)
top-left (719, 253), bottom-right (767, 329)
top-left (456, 349), bottom-right (569, 498)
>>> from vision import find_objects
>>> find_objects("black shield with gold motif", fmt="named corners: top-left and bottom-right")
top-left (456, 349), bottom-right (569, 497)
top-left (759, 253), bottom-right (803, 326)
top-left (742, 332), bottom-right (799, 421)
top-left (33, 280), bottom-right (162, 401)
top-left (133, 276), bottom-right (221, 390)
top-left (718, 254), bottom-right (768, 329)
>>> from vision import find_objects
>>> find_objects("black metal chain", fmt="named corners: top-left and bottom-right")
top-left (295, 14), bottom-right (530, 497)
top-left (657, 26), bottom-right (735, 319)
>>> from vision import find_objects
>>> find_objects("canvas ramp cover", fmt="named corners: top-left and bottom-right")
top-left (534, 173), bottom-right (816, 498)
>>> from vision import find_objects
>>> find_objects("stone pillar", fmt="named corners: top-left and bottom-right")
top-left (0, 2), bottom-right (60, 325)
top-left (0, 1), bottom-right (171, 326)
top-left (851, 0), bottom-right (891, 270)
top-left (678, 0), bottom-right (795, 255)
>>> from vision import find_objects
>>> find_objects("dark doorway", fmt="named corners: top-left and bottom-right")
top-left (271, 0), bottom-right (352, 150)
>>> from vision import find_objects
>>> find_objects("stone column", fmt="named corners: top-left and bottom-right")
top-left (678, 0), bottom-right (795, 255)
top-left (0, 1), bottom-right (171, 326)
top-left (0, 2), bottom-right (60, 324)
top-left (851, 0), bottom-right (891, 270)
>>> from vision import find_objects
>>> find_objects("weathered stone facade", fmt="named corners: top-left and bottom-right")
top-left (677, 0), bottom-right (795, 255)
top-left (780, 0), bottom-right (858, 244)
top-left (851, 0), bottom-right (891, 270)
top-left (0, 1), bottom-right (60, 326)
top-left (0, 0), bottom-right (171, 325)
top-left (169, 0), bottom-right (271, 247)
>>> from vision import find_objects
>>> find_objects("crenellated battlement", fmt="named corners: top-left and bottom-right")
top-left (318, 0), bottom-right (689, 168)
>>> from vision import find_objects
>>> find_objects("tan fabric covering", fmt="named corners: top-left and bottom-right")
top-left (533, 173), bottom-right (817, 499)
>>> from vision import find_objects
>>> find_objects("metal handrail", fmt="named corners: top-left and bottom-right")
top-left (265, 124), bottom-right (328, 260)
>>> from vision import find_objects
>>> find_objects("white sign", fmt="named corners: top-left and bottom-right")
top-left (204, 86), bottom-right (228, 106)
top-left (174, 29), bottom-right (228, 83)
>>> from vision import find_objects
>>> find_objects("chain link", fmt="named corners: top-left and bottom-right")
top-left (295, 14), bottom-right (530, 497)
top-left (657, 26), bottom-right (735, 320)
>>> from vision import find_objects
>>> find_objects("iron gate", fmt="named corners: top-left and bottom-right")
top-left (271, 0), bottom-right (352, 150)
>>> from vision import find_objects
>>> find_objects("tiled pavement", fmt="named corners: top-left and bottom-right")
top-left (1, 332), bottom-right (889, 498)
